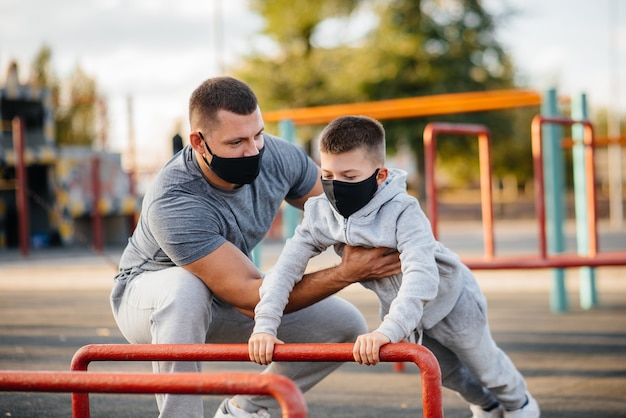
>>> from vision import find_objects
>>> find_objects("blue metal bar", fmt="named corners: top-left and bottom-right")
top-left (571, 94), bottom-right (598, 309)
top-left (541, 89), bottom-right (568, 313)
top-left (279, 120), bottom-right (300, 239)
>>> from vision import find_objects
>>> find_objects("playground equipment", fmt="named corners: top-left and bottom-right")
top-left (257, 88), bottom-right (625, 313)
top-left (69, 343), bottom-right (443, 418)
top-left (0, 372), bottom-right (307, 418)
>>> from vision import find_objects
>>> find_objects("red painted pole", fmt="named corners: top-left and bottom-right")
top-left (531, 116), bottom-right (548, 259)
top-left (12, 117), bottom-right (29, 257)
top-left (532, 116), bottom-right (600, 260)
top-left (422, 124), bottom-right (439, 240)
top-left (70, 343), bottom-right (443, 418)
top-left (90, 156), bottom-right (103, 252)
top-left (477, 130), bottom-right (495, 259)
top-left (423, 123), bottom-right (495, 257)
top-left (0, 371), bottom-right (306, 418)
top-left (583, 122), bottom-right (598, 256)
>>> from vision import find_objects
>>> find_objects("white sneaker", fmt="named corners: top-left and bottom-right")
top-left (504, 393), bottom-right (540, 418)
top-left (213, 398), bottom-right (270, 418)
top-left (470, 403), bottom-right (504, 418)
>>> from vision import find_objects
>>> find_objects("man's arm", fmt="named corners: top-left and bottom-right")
top-left (283, 245), bottom-right (401, 313)
top-left (184, 241), bottom-right (401, 317)
top-left (183, 241), bottom-right (263, 313)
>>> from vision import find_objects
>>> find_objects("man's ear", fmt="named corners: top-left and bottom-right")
top-left (189, 131), bottom-right (205, 154)
top-left (376, 167), bottom-right (389, 185)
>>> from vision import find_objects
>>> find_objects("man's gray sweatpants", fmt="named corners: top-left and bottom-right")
top-left (110, 266), bottom-right (367, 418)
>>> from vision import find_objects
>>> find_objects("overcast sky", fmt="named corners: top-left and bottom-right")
top-left (1, 0), bottom-right (624, 169)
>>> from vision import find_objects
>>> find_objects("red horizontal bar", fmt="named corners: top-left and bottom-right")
top-left (463, 251), bottom-right (626, 270)
top-left (71, 343), bottom-right (443, 418)
top-left (0, 371), bottom-right (306, 418)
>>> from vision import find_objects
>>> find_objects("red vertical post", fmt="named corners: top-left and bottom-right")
top-left (583, 123), bottom-right (598, 256)
top-left (12, 117), bottom-right (29, 257)
top-left (423, 123), bottom-right (495, 257)
top-left (530, 116), bottom-right (548, 259)
top-left (91, 156), bottom-right (103, 252)
top-left (477, 130), bottom-right (495, 259)
top-left (128, 169), bottom-right (138, 233)
top-left (531, 116), bottom-right (598, 260)
top-left (422, 125), bottom-right (439, 239)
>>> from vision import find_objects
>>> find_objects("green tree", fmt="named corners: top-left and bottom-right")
top-left (29, 45), bottom-right (58, 94)
top-left (361, 0), bottom-right (535, 188)
top-left (233, 0), bottom-right (536, 188)
top-left (236, 0), bottom-right (368, 110)
top-left (55, 65), bottom-right (98, 147)
top-left (29, 46), bottom-right (99, 147)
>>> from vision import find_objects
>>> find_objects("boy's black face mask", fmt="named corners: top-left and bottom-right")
top-left (321, 169), bottom-right (379, 218)
top-left (199, 132), bottom-right (264, 185)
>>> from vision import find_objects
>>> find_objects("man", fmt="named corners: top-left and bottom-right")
top-left (110, 76), bottom-right (401, 417)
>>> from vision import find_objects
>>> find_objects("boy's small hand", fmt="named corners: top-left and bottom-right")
top-left (353, 332), bottom-right (391, 365)
top-left (248, 333), bottom-right (284, 365)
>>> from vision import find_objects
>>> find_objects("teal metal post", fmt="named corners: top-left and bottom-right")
top-left (542, 89), bottom-right (568, 313)
top-left (251, 244), bottom-right (262, 269)
top-left (251, 120), bottom-right (300, 268)
top-left (571, 94), bottom-right (598, 309)
top-left (279, 120), bottom-right (300, 239)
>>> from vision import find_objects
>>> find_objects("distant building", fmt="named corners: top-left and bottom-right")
top-left (0, 62), bottom-right (138, 250)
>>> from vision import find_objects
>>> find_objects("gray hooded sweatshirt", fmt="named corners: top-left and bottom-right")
top-left (254, 168), bottom-right (465, 344)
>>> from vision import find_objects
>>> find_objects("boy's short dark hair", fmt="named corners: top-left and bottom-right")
top-left (189, 76), bottom-right (258, 129)
top-left (319, 115), bottom-right (386, 165)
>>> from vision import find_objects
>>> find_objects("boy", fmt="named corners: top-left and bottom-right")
top-left (249, 115), bottom-right (540, 418)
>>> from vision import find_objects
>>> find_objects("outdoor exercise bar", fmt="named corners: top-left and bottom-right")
top-left (70, 342), bottom-right (443, 418)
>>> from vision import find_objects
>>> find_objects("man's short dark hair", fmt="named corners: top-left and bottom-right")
top-left (189, 76), bottom-right (258, 129)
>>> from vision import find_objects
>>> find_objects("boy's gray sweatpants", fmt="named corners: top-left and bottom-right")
top-left (423, 270), bottom-right (528, 411)
top-left (110, 266), bottom-right (367, 418)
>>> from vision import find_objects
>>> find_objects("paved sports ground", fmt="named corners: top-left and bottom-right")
top-left (0, 220), bottom-right (624, 417)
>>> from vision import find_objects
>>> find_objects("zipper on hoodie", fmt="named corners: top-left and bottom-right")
top-left (343, 218), bottom-right (349, 243)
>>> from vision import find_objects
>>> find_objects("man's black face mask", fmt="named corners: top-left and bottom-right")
top-left (198, 132), bottom-right (264, 185)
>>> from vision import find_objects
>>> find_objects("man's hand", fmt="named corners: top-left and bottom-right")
top-left (341, 246), bottom-right (401, 282)
top-left (353, 331), bottom-right (391, 365)
top-left (282, 246), bottom-right (401, 313)
top-left (248, 333), bottom-right (284, 365)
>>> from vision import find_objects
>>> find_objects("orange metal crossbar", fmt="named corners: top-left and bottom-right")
top-left (0, 371), bottom-right (306, 418)
top-left (70, 342), bottom-right (443, 418)
top-left (263, 89), bottom-right (541, 125)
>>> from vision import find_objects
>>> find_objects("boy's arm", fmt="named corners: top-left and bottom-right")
top-left (253, 217), bottom-right (320, 334)
top-left (374, 204), bottom-right (440, 343)
top-left (285, 245), bottom-right (401, 313)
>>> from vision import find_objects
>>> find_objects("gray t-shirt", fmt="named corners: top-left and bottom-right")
top-left (115, 134), bottom-right (318, 281)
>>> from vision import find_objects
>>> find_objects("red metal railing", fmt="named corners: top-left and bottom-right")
top-left (0, 371), bottom-right (306, 418)
top-left (70, 342), bottom-right (443, 418)
top-left (423, 121), bottom-right (626, 269)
